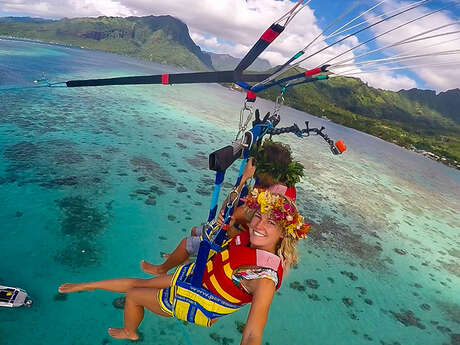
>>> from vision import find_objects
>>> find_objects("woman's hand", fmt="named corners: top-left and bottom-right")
top-left (217, 209), bottom-right (226, 227)
top-left (242, 157), bottom-right (256, 184)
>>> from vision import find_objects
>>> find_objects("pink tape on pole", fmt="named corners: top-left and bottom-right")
top-left (304, 68), bottom-right (322, 77)
top-left (261, 28), bottom-right (281, 43)
top-left (161, 74), bottom-right (169, 85)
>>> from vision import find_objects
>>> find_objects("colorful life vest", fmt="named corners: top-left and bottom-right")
top-left (202, 231), bottom-right (284, 305)
top-left (171, 232), bottom-right (284, 327)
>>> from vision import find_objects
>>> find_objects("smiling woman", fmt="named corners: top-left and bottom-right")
top-left (58, 189), bottom-right (309, 345)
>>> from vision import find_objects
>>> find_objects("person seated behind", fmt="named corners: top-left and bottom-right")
top-left (58, 188), bottom-right (310, 345)
top-left (141, 140), bottom-right (304, 275)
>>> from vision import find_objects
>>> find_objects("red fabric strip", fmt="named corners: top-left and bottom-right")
top-left (304, 68), bottom-right (322, 77)
top-left (246, 90), bottom-right (257, 100)
top-left (161, 74), bottom-right (169, 85)
top-left (261, 28), bottom-right (280, 43)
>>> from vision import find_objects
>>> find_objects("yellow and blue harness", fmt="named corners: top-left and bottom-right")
top-left (158, 262), bottom-right (241, 327)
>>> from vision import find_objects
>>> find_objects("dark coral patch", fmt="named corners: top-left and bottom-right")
top-left (436, 301), bottom-right (460, 325)
top-left (130, 156), bottom-right (175, 186)
top-left (308, 294), bottom-right (320, 301)
top-left (55, 239), bottom-right (100, 268)
top-left (145, 197), bottom-right (156, 206)
top-left (340, 271), bottom-right (358, 281)
top-left (112, 297), bottom-right (125, 309)
top-left (305, 279), bottom-right (319, 289)
top-left (54, 151), bottom-right (84, 165)
top-left (436, 325), bottom-right (452, 334)
top-left (44, 176), bottom-right (79, 187)
top-left (390, 309), bottom-right (425, 329)
top-left (451, 334), bottom-right (460, 345)
top-left (235, 321), bottom-right (245, 334)
top-left (356, 287), bottom-right (367, 295)
top-left (343, 298), bottom-right (353, 306)
top-left (420, 303), bottom-right (431, 311)
top-left (4, 141), bottom-right (39, 161)
top-left (393, 248), bottom-right (407, 255)
top-left (56, 196), bottom-right (106, 237)
top-left (150, 186), bottom-right (165, 195)
top-left (307, 216), bottom-right (386, 269)
top-left (186, 152), bottom-right (208, 170)
top-left (289, 281), bottom-right (305, 291)
top-left (195, 186), bottom-right (211, 196)
top-left (135, 189), bottom-right (151, 195)
top-left (364, 298), bottom-right (373, 305)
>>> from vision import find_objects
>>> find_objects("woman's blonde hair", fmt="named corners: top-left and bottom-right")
top-left (277, 235), bottom-right (298, 271)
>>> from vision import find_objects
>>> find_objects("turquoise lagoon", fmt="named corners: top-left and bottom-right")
top-left (0, 39), bottom-right (459, 345)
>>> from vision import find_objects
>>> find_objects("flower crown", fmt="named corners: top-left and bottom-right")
top-left (246, 188), bottom-right (310, 239)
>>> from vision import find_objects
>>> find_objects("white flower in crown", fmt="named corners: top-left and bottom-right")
top-left (286, 215), bottom-right (293, 222)
top-left (251, 188), bottom-right (259, 197)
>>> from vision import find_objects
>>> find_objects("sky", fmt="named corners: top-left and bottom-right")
top-left (1, 0), bottom-right (459, 92)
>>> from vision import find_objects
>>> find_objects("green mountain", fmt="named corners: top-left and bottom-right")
top-left (206, 51), bottom-right (271, 71)
top-left (0, 15), bottom-right (213, 70)
top-left (259, 70), bottom-right (460, 167)
top-left (398, 88), bottom-right (460, 124)
top-left (0, 17), bottom-right (53, 23)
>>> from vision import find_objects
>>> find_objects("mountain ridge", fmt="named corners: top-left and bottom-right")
top-left (1, 15), bottom-right (459, 168)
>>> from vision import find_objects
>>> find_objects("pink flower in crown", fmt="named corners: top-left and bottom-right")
top-left (272, 210), bottom-right (284, 221)
top-left (283, 202), bottom-right (294, 213)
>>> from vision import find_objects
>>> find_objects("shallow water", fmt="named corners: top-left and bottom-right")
top-left (0, 39), bottom-right (459, 345)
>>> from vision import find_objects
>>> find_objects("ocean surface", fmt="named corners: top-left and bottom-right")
top-left (0, 39), bottom-right (459, 345)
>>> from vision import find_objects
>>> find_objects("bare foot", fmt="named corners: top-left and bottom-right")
top-left (140, 260), bottom-right (166, 275)
top-left (58, 283), bottom-right (93, 293)
top-left (108, 328), bottom-right (139, 341)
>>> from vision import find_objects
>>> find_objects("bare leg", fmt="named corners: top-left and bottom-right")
top-left (108, 287), bottom-right (170, 340)
top-left (58, 274), bottom-right (172, 294)
top-left (141, 237), bottom-right (190, 275)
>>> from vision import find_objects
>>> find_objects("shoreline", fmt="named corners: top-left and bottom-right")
top-left (2, 36), bottom-right (459, 171)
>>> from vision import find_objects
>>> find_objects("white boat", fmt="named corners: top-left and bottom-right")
top-left (0, 285), bottom-right (32, 308)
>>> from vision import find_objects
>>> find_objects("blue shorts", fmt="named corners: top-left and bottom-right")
top-left (185, 225), bottom-right (203, 256)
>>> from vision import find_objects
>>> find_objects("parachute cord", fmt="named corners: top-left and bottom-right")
top-left (0, 81), bottom-right (66, 91)
top-left (174, 317), bottom-right (194, 345)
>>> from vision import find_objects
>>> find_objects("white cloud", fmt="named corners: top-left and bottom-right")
top-left (362, 0), bottom-right (460, 91)
top-left (360, 71), bottom-right (418, 91)
top-left (0, 0), bottom-right (134, 18)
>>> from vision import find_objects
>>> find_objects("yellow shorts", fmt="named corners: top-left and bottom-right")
top-left (157, 263), bottom-right (241, 327)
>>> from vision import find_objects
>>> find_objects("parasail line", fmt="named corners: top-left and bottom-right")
top-left (317, 1), bottom-right (460, 67)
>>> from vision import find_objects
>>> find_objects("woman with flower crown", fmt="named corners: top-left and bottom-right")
top-left (58, 187), bottom-right (310, 345)
top-left (140, 140), bottom-right (303, 276)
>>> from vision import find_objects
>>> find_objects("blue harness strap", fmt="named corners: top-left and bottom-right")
top-left (191, 124), bottom-right (266, 288)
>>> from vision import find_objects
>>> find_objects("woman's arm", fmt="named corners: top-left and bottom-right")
top-left (240, 278), bottom-right (276, 345)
